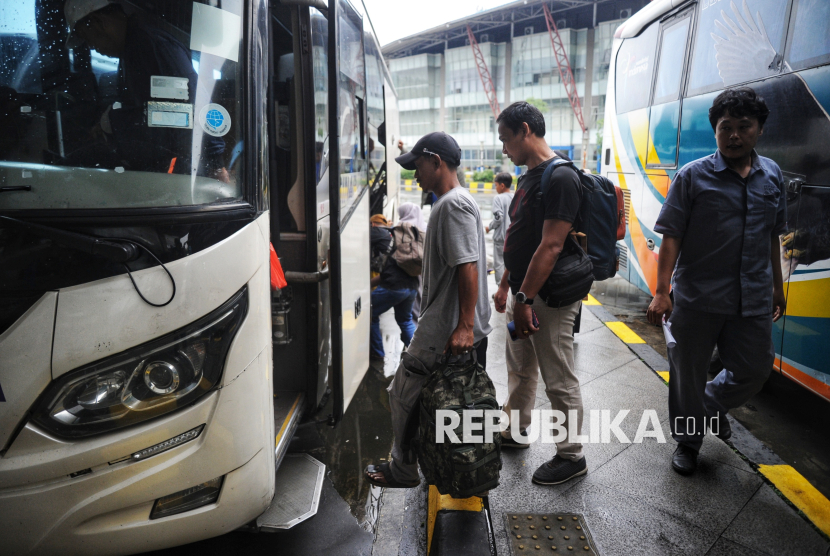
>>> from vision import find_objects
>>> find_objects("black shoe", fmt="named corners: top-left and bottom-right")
top-left (672, 444), bottom-right (699, 475)
top-left (532, 456), bottom-right (587, 485)
top-left (500, 430), bottom-right (530, 449)
top-left (709, 413), bottom-right (732, 441)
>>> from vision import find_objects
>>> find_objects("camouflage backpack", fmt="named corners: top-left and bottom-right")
top-left (403, 356), bottom-right (502, 498)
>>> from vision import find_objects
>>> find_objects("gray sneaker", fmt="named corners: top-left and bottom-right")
top-left (532, 456), bottom-right (587, 485)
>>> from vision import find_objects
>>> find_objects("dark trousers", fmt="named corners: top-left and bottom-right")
top-left (370, 286), bottom-right (418, 357)
top-left (667, 305), bottom-right (774, 450)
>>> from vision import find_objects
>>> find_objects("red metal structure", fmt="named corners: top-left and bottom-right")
top-left (467, 24), bottom-right (501, 120)
top-left (542, 4), bottom-right (586, 134)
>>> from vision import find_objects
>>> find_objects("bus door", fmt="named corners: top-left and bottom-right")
top-left (328, 0), bottom-right (371, 421)
top-left (778, 180), bottom-right (830, 401)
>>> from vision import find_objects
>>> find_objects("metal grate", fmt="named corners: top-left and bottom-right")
top-left (618, 243), bottom-right (628, 271)
top-left (505, 513), bottom-right (598, 554)
top-left (622, 189), bottom-right (631, 223)
top-left (257, 454), bottom-right (325, 531)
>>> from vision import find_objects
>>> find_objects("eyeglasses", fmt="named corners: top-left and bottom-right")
top-left (421, 149), bottom-right (440, 159)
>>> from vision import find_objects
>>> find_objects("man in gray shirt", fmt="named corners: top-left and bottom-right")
top-left (366, 132), bottom-right (492, 488)
top-left (486, 172), bottom-right (515, 284)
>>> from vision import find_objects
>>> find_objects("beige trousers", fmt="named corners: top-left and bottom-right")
top-left (503, 294), bottom-right (584, 460)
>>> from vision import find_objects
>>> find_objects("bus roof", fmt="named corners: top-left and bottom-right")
top-left (615, 0), bottom-right (689, 39)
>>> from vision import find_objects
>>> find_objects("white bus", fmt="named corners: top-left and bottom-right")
top-left (0, 0), bottom-right (399, 553)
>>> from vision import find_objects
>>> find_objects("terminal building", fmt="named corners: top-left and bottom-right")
top-left (381, 0), bottom-right (649, 172)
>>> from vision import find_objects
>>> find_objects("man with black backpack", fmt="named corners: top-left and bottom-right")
top-left (493, 102), bottom-right (589, 486)
top-left (365, 132), bottom-right (493, 490)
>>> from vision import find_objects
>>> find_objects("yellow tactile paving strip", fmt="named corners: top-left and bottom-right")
top-left (588, 296), bottom-right (830, 536)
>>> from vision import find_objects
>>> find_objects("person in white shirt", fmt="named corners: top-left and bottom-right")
top-left (486, 172), bottom-right (515, 284)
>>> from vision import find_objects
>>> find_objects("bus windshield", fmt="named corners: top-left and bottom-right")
top-left (0, 0), bottom-right (245, 211)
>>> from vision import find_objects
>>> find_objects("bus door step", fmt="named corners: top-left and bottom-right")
top-left (257, 453), bottom-right (325, 531)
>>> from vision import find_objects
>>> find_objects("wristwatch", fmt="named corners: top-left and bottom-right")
top-left (516, 292), bottom-right (534, 305)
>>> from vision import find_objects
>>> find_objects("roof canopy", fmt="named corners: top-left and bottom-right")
top-left (381, 0), bottom-right (641, 59)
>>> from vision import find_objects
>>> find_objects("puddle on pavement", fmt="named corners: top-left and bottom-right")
top-left (590, 277), bottom-right (666, 357)
top-left (288, 361), bottom-right (396, 531)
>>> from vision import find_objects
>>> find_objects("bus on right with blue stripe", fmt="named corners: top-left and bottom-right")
top-left (601, 0), bottom-right (830, 401)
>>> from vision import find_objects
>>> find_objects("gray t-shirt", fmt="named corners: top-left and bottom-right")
top-left (408, 187), bottom-right (492, 354)
top-left (489, 191), bottom-right (514, 244)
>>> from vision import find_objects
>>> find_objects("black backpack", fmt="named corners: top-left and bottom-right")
top-left (370, 230), bottom-right (393, 274)
top-left (402, 356), bottom-right (501, 498)
top-left (540, 159), bottom-right (620, 281)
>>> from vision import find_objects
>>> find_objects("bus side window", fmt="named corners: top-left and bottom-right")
top-left (652, 15), bottom-right (691, 106)
top-left (364, 30), bottom-right (386, 213)
top-left (686, 0), bottom-right (791, 98)
top-left (647, 12), bottom-right (692, 169)
top-left (270, 4), bottom-right (301, 232)
top-left (785, 0), bottom-right (830, 72)
top-left (310, 8), bottom-right (329, 188)
top-left (614, 24), bottom-right (658, 114)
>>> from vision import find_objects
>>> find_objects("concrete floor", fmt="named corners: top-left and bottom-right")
top-left (486, 304), bottom-right (830, 556)
top-left (592, 276), bottom-right (830, 502)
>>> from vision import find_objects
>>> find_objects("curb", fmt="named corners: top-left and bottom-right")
top-left (582, 294), bottom-right (830, 539)
top-left (426, 486), bottom-right (492, 555)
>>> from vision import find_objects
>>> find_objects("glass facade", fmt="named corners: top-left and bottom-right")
top-left (387, 18), bottom-right (623, 171)
top-left (389, 54), bottom-right (441, 150)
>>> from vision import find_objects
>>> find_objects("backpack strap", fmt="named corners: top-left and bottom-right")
top-left (540, 157), bottom-right (574, 196)
top-left (539, 157), bottom-right (584, 231)
top-left (535, 157), bottom-right (576, 244)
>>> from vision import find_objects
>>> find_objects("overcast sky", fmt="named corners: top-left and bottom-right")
top-left (362, 0), bottom-right (515, 48)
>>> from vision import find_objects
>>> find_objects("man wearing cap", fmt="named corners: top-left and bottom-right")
top-left (365, 132), bottom-right (492, 488)
top-left (64, 0), bottom-right (226, 178)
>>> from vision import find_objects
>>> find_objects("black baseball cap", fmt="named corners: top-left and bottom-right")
top-left (395, 132), bottom-right (462, 170)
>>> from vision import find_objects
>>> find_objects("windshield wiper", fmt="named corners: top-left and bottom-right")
top-left (0, 186), bottom-right (32, 193)
top-left (0, 215), bottom-right (138, 263)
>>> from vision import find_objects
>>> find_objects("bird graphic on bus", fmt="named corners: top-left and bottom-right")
top-left (711, 0), bottom-right (779, 87)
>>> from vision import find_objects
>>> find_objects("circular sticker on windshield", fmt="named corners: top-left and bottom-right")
top-left (199, 103), bottom-right (231, 137)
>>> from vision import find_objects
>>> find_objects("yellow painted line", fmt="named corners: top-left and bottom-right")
top-left (426, 485), bottom-right (484, 553)
top-left (275, 393), bottom-right (302, 448)
top-left (759, 464), bottom-right (830, 536)
top-left (657, 371), bottom-right (670, 383)
top-left (605, 321), bottom-right (646, 344)
top-left (584, 294), bottom-right (601, 306)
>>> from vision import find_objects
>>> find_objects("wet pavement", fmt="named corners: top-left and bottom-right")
top-left (591, 277), bottom-right (830, 502)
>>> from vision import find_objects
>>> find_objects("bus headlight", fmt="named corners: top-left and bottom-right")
top-left (32, 288), bottom-right (248, 438)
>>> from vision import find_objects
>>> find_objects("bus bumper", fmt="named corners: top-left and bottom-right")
top-left (0, 349), bottom-right (276, 556)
